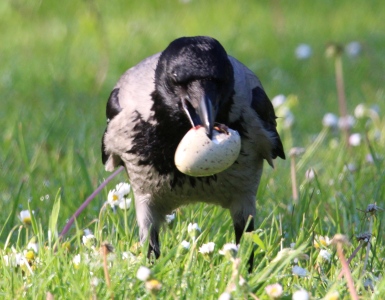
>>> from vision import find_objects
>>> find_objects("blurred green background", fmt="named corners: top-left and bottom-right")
top-left (0, 0), bottom-right (384, 233)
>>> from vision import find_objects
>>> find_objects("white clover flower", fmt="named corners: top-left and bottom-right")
top-left (165, 213), bottom-right (176, 224)
top-left (338, 115), bottom-right (355, 130)
top-left (318, 249), bottom-right (332, 262)
top-left (118, 198), bottom-right (132, 210)
top-left (218, 291), bottom-right (232, 300)
top-left (136, 266), bottom-right (151, 281)
top-left (292, 289), bottom-right (310, 300)
top-left (199, 242), bottom-right (215, 255)
top-left (265, 283), bottom-right (283, 298)
top-left (107, 189), bottom-right (122, 207)
top-left (349, 133), bottom-right (362, 146)
top-left (345, 41), bottom-right (362, 57)
top-left (181, 240), bottom-right (191, 250)
top-left (322, 113), bottom-right (339, 128)
top-left (115, 182), bottom-right (131, 196)
top-left (272, 94), bottom-right (286, 108)
top-left (19, 210), bottom-right (34, 225)
top-left (292, 265), bottom-right (308, 277)
top-left (295, 44), bottom-right (312, 60)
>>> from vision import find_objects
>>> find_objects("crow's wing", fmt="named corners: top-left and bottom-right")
top-left (228, 56), bottom-right (285, 161)
top-left (102, 53), bottom-right (161, 171)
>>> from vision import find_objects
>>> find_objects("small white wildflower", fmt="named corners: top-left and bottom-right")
top-left (318, 249), bottom-right (332, 262)
top-left (199, 242), bottom-right (215, 254)
top-left (19, 210), bottom-right (34, 225)
top-left (82, 229), bottom-right (96, 247)
top-left (345, 41), bottom-right (362, 57)
top-left (219, 243), bottom-right (238, 259)
top-left (338, 115), bottom-right (355, 130)
top-left (324, 290), bottom-right (339, 300)
top-left (366, 153), bottom-right (374, 163)
top-left (314, 235), bottom-right (331, 248)
top-left (292, 289), bottom-right (310, 300)
top-left (218, 291), bottom-right (232, 300)
top-left (344, 163), bottom-right (357, 172)
top-left (118, 197), bottom-right (132, 210)
top-left (265, 283), bottom-right (283, 298)
top-left (3, 252), bottom-right (23, 267)
top-left (181, 240), bottom-right (191, 250)
top-left (305, 168), bottom-right (315, 180)
top-left (165, 213), bottom-right (176, 224)
top-left (27, 240), bottom-right (39, 253)
top-left (107, 189), bottom-right (122, 207)
top-left (322, 113), bottom-right (339, 128)
top-left (354, 103), bottom-right (366, 119)
top-left (280, 107), bottom-right (294, 129)
top-left (115, 182), bottom-right (131, 196)
top-left (136, 266), bottom-right (151, 281)
top-left (91, 277), bottom-right (99, 287)
top-left (187, 222), bottom-right (201, 240)
top-left (122, 251), bottom-right (136, 261)
top-left (272, 94), bottom-right (286, 108)
top-left (73, 254), bottom-right (81, 268)
top-left (295, 44), bottom-right (312, 60)
top-left (292, 265), bottom-right (308, 277)
top-left (349, 133), bottom-right (362, 146)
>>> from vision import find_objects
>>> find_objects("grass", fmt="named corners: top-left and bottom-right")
top-left (1, 0), bottom-right (385, 299)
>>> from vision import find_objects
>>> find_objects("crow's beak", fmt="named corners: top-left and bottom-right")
top-left (181, 81), bottom-right (217, 140)
top-left (197, 94), bottom-right (214, 139)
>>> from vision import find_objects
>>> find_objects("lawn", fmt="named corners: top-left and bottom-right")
top-left (0, 0), bottom-right (384, 299)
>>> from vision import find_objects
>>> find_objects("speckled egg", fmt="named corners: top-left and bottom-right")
top-left (174, 126), bottom-right (241, 177)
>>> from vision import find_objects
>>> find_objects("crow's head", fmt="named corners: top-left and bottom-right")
top-left (154, 36), bottom-right (234, 139)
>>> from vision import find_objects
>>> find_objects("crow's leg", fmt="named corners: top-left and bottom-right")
top-left (230, 199), bottom-right (256, 273)
top-left (135, 198), bottom-right (162, 261)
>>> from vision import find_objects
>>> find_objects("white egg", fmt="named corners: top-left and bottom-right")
top-left (174, 126), bottom-right (241, 177)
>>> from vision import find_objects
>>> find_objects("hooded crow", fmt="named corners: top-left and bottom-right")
top-left (102, 36), bottom-right (285, 269)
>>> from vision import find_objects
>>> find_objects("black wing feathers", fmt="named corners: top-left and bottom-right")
top-left (102, 88), bottom-right (123, 165)
top-left (251, 87), bottom-right (285, 160)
